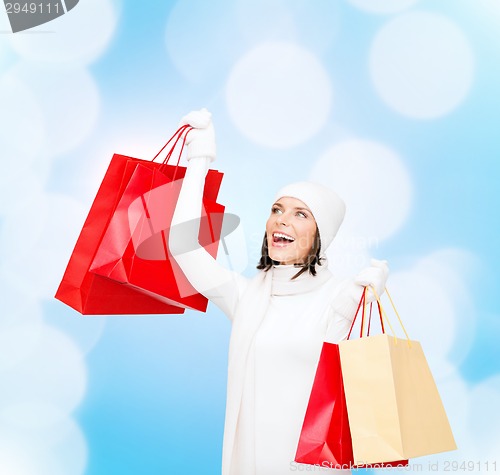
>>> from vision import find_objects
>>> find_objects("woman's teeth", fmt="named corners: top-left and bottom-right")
top-left (273, 232), bottom-right (295, 243)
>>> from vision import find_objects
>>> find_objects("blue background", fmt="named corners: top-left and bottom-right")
top-left (0, 0), bottom-right (499, 474)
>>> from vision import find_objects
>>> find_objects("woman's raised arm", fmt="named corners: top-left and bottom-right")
top-left (168, 110), bottom-right (246, 318)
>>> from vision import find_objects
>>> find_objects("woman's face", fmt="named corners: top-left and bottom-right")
top-left (265, 197), bottom-right (317, 265)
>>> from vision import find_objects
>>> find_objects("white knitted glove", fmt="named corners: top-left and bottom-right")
top-left (179, 108), bottom-right (216, 162)
top-left (354, 258), bottom-right (389, 302)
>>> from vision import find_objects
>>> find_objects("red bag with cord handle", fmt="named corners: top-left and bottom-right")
top-left (55, 125), bottom-right (225, 314)
top-left (295, 288), bottom-right (409, 469)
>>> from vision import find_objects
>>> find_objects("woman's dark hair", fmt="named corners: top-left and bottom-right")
top-left (256, 229), bottom-right (323, 279)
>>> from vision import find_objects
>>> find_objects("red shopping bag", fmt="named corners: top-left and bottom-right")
top-left (295, 342), bottom-right (353, 469)
top-left (89, 159), bottom-right (224, 311)
top-left (295, 290), bottom-right (408, 469)
top-left (55, 126), bottom-right (223, 314)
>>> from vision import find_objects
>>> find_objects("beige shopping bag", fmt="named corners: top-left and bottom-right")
top-left (338, 289), bottom-right (457, 465)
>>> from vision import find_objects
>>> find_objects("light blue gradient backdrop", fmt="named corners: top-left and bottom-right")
top-left (1, 1), bottom-right (499, 474)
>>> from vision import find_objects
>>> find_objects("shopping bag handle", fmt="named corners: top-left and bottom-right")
top-left (370, 285), bottom-right (412, 347)
top-left (347, 288), bottom-right (366, 340)
top-left (364, 301), bottom-right (375, 337)
top-left (347, 287), bottom-right (385, 340)
top-left (347, 286), bottom-right (412, 346)
top-left (152, 124), bottom-right (194, 167)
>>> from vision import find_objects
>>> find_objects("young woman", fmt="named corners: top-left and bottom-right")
top-left (169, 109), bottom-right (388, 475)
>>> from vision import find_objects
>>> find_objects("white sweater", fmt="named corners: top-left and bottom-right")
top-left (169, 157), bottom-right (360, 475)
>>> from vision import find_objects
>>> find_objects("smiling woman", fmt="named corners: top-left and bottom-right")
top-left (168, 109), bottom-right (389, 475)
top-left (259, 183), bottom-right (347, 280)
top-left (266, 198), bottom-right (318, 266)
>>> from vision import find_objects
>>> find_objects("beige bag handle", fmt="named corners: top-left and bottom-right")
top-left (370, 285), bottom-right (412, 347)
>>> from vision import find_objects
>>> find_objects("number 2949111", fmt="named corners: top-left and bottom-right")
top-left (5, 2), bottom-right (61, 14)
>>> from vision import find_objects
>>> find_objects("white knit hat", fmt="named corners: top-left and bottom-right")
top-left (274, 181), bottom-right (346, 253)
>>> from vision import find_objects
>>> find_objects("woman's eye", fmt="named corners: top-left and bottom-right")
top-left (272, 207), bottom-right (282, 214)
top-left (297, 211), bottom-right (307, 218)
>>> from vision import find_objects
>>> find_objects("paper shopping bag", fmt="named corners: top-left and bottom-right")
top-left (295, 342), bottom-right (353, 469)
top-left (338, 299), bottom-right (457, 464)
top-left (89, 161), bottom-right (224, 312)
top-left (55, 153), bottom-right (184, 315)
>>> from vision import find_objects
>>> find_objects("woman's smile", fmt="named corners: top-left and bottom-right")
top-left (271, 231), bottom-right (296, 247)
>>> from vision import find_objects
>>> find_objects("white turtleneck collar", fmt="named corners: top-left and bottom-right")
top-left (270, 260), bottom-right (333, 296)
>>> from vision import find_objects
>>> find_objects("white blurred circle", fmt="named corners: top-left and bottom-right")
top-left (430, 370), bottom-right (468, 452)
top-left (0, 279), bottom-right (43, 330)
top-left (0, 325), bottom-right (87, 413)
top-left (416, 248), bottom-right (478, 365)
top-left (0, 193), bottom-right (49, 264)
top-left (235, 0), bottom-right (296, 44)
top-left (309, 139), bottom-right (412, 240)
top-left (0, 39), bottom-right (8, 67)
top-left (7, 62), bottom-right (100, 157)
top-left (370, 12), bottom-right (474, 119)
top-left (0, 4), bottom-right (11, 30)
top-left (0, 74), bottom-right (45, 185)
top-left (382, 248), bottom-right (478, 379)
top-left (387, 270), bottom-right (455, 376)
top-left (0, 171), bottom-right (48, 217)
top-left (7, 0), bottom-right (118, 64)
top-left (348, 0), bottom-right (420, 14)
top-left (49, 306), bottom-right (107, 356)
top-left (2, 402), bottom-right (68, 429)
top-left (226, 42), bottom-right (332, 148)
top-left (0, 191), bottom-right (48, 260)
top-left (0, 441), bottom-right (37, 475)
top-left (0, 408), bottom-right (87, 475)
top-left (0, 192), bottom-right (87, 299)
top-left (0, 324), bottom-right (43, 372)
top-left (235, 0), bottom-right (340, 53)
top-left (326, 230), bottom-right (372, 278)
top-left (468, 376), bottom-right (500, 454)
top-left (165, 0), bottom-right (241, 83)
top-left (0, 279), bottom-right (45, 369)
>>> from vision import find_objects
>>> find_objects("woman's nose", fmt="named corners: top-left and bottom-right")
top-left (276, 213), bottom-right (288, 225)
